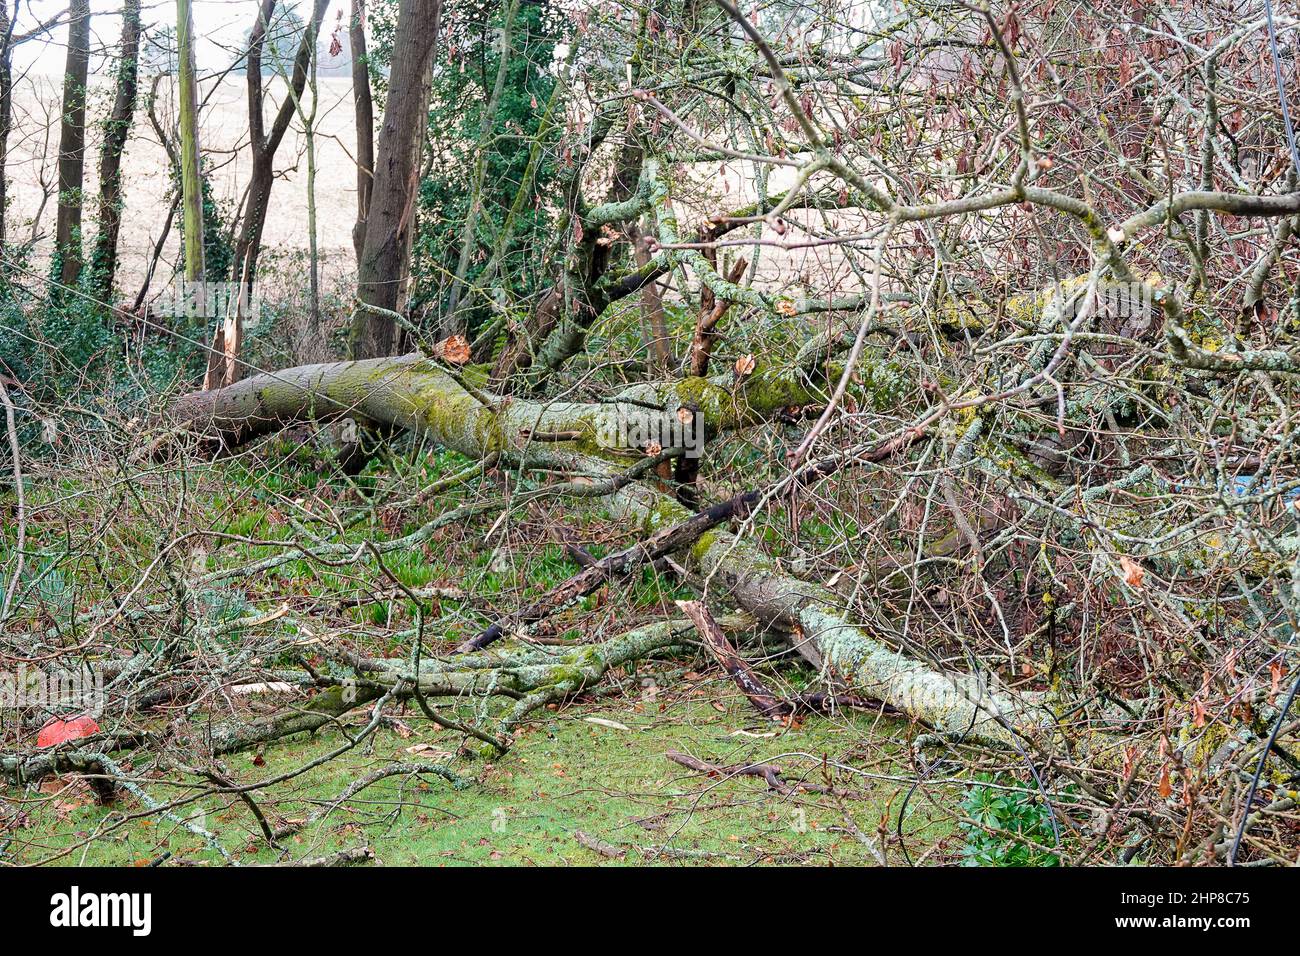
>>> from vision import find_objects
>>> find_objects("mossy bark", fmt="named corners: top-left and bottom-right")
top-left (172, 355), bottom-right (834, 457)
top-left (176, 356), bottom-right (1049, 747)
top-left (604, 482), bottom-right (1052, 745)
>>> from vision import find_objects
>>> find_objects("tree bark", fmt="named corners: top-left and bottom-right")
top-left (350, 0), bottom-right (374, 262)
top-left (676, 599), bottom-right (790, 718)
top-left (350, 0), bottom-right (441, 359)
top-left (173, 355), bottom-right (1047, 746)
top-left (53, 0), bottom-right (91, 287)
top-left (632, 227), bottom-right (672, 370)
top-left (175, 0), bottom-right (215, 385)
top-left (91, 0), bottom-right (142, 304)
top-left (215, 0), bottom-right (330, 385)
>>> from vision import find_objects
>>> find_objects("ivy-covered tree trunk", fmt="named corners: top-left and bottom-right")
top-left (90, 0), bottom-right (142, 304)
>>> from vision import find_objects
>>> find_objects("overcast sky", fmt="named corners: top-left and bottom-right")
top-left (12, 0), bottom-right (351, 75)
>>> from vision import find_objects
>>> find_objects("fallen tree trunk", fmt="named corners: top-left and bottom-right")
top-left (171, 356), bottom-right (1052, 746)
top-left (171, 354), bottom-right (835, 454)
top-left (611, 484), bottom-right (1048, 743)
top-left (676, 599), bottom-right (791, 718)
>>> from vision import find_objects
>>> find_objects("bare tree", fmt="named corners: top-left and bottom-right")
top-left (0, 3), bottom-right (64, 253)
top-left (350, 0), bottom-right (441, 359)
top-left (52, 0), bottom-right (90, 287)
top-left (227, 0), bottom-right (330, 336)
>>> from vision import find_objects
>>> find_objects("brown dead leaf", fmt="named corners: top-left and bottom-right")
top-left (734, 353), bottom-right (757, 377)
top-left (1119, 555), bottom-right (1144, 589)
top-left (1157, 765), bottom-right (1173, 798)
top-left (437, 334), bottom-right (471, 365)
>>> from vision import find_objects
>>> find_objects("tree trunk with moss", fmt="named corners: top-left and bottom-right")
top-left (174, 355), bottom-right (1050, 746)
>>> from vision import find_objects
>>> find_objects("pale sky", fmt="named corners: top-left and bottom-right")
top-left (11, 0), bottom-right (351, 75)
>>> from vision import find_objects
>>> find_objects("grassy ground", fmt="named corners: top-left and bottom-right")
top-left (2, 436), bottom-right (962, 866)
top-left (5, 694), bottom-right (954, 866)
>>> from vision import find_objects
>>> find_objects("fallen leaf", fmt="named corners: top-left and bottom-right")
top-left (1119, 555), bottom-right (1144, 589)
top-left (405, 744), bottom-right (455, 760)
top-left (734, 353), bottom-right (756, 377)
top-left (230, 681), bottom-right (295, 696)
top-left (1122, 745), bottom-right (1138, 779)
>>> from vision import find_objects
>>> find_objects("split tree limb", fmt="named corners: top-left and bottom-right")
top-left (676, 599), bottom-right (789, 718)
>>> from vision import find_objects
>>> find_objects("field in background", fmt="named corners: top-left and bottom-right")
top-left (4, 71), bottom-right (860, 316)
top-left (6, 72), bottom-right (360, 300)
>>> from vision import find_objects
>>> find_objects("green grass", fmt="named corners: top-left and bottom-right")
top-left (3, 695), bottom-right (951, 866)
top-left (1, 443), bottom-right (957, 866)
